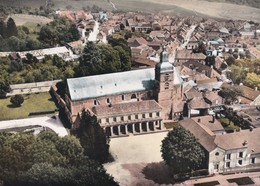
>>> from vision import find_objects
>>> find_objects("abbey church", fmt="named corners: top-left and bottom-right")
top-left (62, 48), bottom-right (184, 136)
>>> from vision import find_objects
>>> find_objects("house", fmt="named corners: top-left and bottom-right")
top-left (175, 49), bottom-right (207, 66)
top-left (181, 118), bottom-right (260, 174)
top-left (237, 85), bottom-right (260, 105)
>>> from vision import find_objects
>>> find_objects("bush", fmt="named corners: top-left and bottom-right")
top-left (10, 94), bottom-right (24, 107)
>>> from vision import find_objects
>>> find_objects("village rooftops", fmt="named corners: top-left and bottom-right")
top-left (181, 118), bottom-right (260, 154)
top-left (176, 49), bottom-right (206, 60)
top-left (92, 100), bottom-right (162, 117)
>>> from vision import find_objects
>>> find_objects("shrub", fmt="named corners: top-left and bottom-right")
top-left (10, 94), bottom-right (24, 107)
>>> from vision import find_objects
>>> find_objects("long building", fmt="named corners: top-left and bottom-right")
top-left (61, 48), bottom-right (184, 136)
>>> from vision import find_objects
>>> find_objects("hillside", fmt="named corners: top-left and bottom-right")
top-left (0, 0), bottom-right (260, 22)
top-left (204, 0), bottom-right (260, 9)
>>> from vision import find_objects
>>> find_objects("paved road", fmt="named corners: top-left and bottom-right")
top-left (0, 115), bottom-right (68, 137)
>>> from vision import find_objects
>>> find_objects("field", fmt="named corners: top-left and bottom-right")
top-left (0, 92), bottom-right (57, 121)
top-left (6, 14), bottom-right (52, 26)
top-left (0, 0), bottom-right (260, 22)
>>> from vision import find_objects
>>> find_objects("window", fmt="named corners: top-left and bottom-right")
top-left (142, 114), bottom-right (145, 118)
top-left (239, 152), bottom-right (243, 158)
top-left (215, 152), bottom-right (219, 156)
top-left (226, 162), bottom-right (230, 168)
top-left (106, 118), bottom-right (109, 123)
top-left (106, 98), bottom-right (110, 104)
top-left (113, 117), bottom-right (116, 122)
top-left (128, 115), bottom-right (131, 120)
top-left (238, 160), bottom-right (242, 165)
top-left (135, 115), bottom-right (138, 119)
top-left (226, 153), bottom-right (231, 160)
top-left (149, 113), bottom-right (153, 117)
top-left (156, 112), bottom-right (160, 117)
top-left (251, 157), bottom-right (255, 164)
top-left (121, 116), bottom-right (124, 121)
top-left (122, 95), bottom-right (125, 101)
top-left (94, 99), bottom-right (97, 106)
top-left (131, 94), bottom-right (137, 99)
top-left (214, 164), bottom-right (219, 170)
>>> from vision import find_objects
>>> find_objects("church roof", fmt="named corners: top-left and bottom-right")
top-left (67, 68), bottom-right (155, 101)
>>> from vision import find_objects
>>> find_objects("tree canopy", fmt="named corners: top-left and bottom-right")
top-left (77, 41), bottom-right (131, 77)
top-left (0, 131), bottom-right (118, 186)
top-left (161, 126), bottom-right (206, 175)
top-left (10, 94), bottom-right (24, 107)
top-left (219, 86), bottom-right (242, 104)
top-left (76, 109), bottom-right (110, 163)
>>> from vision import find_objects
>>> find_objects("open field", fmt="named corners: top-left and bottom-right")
top-left (0, 0), bottom-right (259, 22)
top-left (0, 92), bottom-right (57, 121)
top-left (6, 14), bottom-right (52, 26)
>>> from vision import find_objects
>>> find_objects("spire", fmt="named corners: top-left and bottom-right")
top-left (160, 46), bottom-right (168, 63)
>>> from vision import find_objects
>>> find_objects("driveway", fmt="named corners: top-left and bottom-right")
top-left (0, 115), bottom-right (68, 137)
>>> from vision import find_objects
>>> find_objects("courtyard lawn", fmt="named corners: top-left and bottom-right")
top-left (227, 177), bottom-right (255, 185)
top-left (0, 92), bottom-right (57, 121)
top-left (218, 117), bottom-right (240, 132)
top-left (194, 181), bottom-right (220, 186)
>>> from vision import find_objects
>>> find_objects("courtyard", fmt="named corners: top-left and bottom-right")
top-left (104, 132), bottom-right (260, 186)
top-left (0, 92), bottom-right (57, 120)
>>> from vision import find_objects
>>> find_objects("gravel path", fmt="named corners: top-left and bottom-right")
top-left (0, 115), bottom-right (68, 137)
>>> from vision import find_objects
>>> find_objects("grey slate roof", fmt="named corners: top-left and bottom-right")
top-left (67, 68), bottom-right (155, 101)
top-left (67, 66), bottom-right (183, 101)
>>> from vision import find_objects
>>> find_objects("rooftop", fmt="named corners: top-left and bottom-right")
top-left (92, 100), bottom-right (162, 117)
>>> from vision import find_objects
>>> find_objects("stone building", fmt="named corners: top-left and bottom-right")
top-left (181, 118), bottom-right (260, 174)
top-left (62, 48), bottom-right (183, 136)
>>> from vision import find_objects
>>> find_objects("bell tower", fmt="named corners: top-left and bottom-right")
top-left (155, 47), bottom-right (174, 119)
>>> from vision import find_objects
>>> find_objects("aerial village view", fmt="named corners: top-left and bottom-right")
top-left (0, 0), bottom-right (260, 185)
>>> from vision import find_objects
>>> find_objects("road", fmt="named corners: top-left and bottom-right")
top-left (0, 115), bottom-right (68, 137)
top-left (169, 24), bottom-right (197, 63)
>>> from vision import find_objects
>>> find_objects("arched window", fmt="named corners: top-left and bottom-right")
top-left (131, 94), bottom-right (137, 99)
top-left (215, 152), bottom-right (219, 156)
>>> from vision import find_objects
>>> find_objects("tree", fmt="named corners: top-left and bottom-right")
top-left (99, 44), bottom-right (121, 73)
top-left (225, 55), bottom-right (235, 66)
top-left (76, 109), bottom-right (109, 163)
top-left (0, 81), bottom-right (11, 98)
top-left (219, 86), bottom-right (242, 104)
top-left (6, 18), bottom-right (18, 37)
top-left (0, 131), bottom-right (118, 186)
top-left (77, 41), bottom-right (102, 76)
top-left (114, 45), bottom-right (131, 71)
top-left (10, 94), bottom-right (24, 107)
top-left (244, 73), bottom-right (260, 89)
top-left (0, 20), bottom-right (6, 38)
top-left (161, 126), bottom-right (206, 175)
top-left (226, 65), bottom-right (246, 84)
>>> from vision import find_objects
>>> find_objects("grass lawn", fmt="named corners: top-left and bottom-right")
top-left (0, 92), bottom-right (57, 121)
top-left (227, 177), bottom-right (255, 185)
top-left (218, 117), bottom-right (240, 132)
top-left (164, 121), bottom-right (179, 129)
top-left (194, 181), bottom-right (220, 186)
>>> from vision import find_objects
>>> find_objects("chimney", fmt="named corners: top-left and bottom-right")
top-left (242, 140), bottom-right (248, 146)
top-left (212, 115), bottom-right (215, 123)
